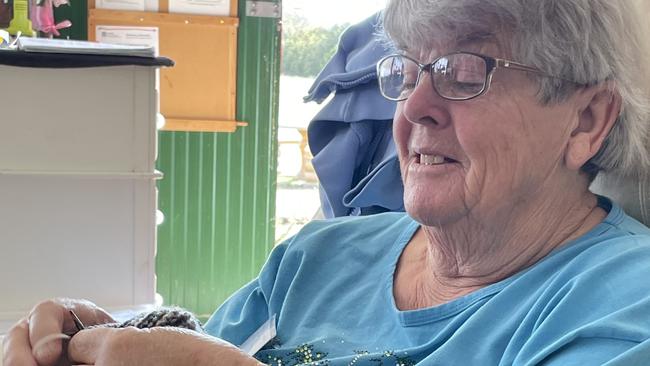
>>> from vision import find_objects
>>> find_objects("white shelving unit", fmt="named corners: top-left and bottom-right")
top-left (0, 59), bottom-right (164, 338)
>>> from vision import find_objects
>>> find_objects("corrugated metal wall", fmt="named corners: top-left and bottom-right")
top-left (156, 2), bottom-right (281, 319)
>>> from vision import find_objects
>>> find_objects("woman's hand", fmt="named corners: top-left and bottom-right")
top-left (2, 298), bottom-right (115, 366)
top-left (67, 326), bottom-right (265, 366)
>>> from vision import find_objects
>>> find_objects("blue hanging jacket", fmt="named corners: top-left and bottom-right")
top-left (304, 12), bottom-right (404, 218)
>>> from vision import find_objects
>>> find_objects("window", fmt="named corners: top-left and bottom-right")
top-left (276, 0), bottom-right (386, 242)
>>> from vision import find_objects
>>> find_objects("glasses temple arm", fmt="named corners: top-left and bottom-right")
top-left (495, 58), bottom-right (541, 73)
top-left (495, 58), bottom-right (580, 84)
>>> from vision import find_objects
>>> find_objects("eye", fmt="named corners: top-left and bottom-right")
top-left (398, 82), bottom-right (417, 97)
top-left (447, 67), bottom-right (484, 91)
top-left (398, 68), bottom-right (419, 90)
top-left (452, 81), bottom-right (485, 91)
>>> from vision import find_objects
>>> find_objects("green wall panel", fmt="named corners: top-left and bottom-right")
top-left (156, 2), bottom-right (281, 319)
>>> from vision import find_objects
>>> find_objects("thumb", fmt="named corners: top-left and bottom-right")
top-left (29, 301), bottom-right (67, 366)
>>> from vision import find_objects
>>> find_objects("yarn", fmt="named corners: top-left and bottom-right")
top-left (93, 307), bottom-right (204, 332)
top-left (31, 307), bottom-right (203, 359)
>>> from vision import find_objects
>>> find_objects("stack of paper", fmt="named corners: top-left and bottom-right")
top-left (16, 37), bottom-right (156, 58)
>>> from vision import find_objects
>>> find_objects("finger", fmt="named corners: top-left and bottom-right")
top-left (54, 298), bottom-right (116, 331)
top-left (28, 300), bottom-right (66, 366)
top-left (3, 318), bottom-right (39, 366)
top-left (70, 299), bottom-right (116, 325)
top-left (67, 327), bottom-right (116, 365)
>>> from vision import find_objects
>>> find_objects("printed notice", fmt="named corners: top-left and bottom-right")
top-left (169, 0), bottom-right (230, 16)
top-left (96, 0), bottom-right (146, 11)
top-left (96, 26), bottom-right (159, 56)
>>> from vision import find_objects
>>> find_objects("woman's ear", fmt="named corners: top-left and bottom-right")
top-left (565, 83), bottom-right (622, 171)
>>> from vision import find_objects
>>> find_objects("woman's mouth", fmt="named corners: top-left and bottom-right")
top-left (418, 154), bottom-right (458, 166)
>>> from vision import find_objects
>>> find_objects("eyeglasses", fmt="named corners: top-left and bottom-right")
top-left (376, 52), bottom-right (551, 101)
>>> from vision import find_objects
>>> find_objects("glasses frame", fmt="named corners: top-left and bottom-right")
top-left (376, 51), bottom-right (550, 102)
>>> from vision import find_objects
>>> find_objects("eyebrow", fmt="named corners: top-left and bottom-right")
top-left (455, 31), bottom-right (498, 47)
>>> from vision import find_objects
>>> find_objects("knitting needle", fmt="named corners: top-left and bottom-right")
top-left (68, 310), bottom-right (85, 333)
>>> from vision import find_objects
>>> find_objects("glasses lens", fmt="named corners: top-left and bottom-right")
top-left (432, 53), bottom-right (487, 100)
top-left (378, 55), bottom-right (419, 101)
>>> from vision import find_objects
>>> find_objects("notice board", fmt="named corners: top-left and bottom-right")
top-left (88, 0), bottom-right (244, 132)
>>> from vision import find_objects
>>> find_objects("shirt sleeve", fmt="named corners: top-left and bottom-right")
top-left (515, 236), bottom-right (650, 365)
top-left (602, 340), bottom-right (650, 366)
top-left (203, 240), bottom-right (290, 347)
top-left (537, 337), bottom-right (649, 366)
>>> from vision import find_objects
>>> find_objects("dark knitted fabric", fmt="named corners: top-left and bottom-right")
top-left (91, 307), bottom-right (204, 333)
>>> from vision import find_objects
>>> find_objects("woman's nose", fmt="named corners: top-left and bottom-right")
top-left (401, 74), bottom-right (452, 129)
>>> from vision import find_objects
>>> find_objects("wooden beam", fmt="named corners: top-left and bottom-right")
top-left (230, 0), bottom-right (238, 17)
top-left (159, 0), bottom-right (169, 13)
top-left (162, 118), bottom-right (247, 133)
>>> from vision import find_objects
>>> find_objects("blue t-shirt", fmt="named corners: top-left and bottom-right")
top-left (204, 198), bottom-right (650, 365)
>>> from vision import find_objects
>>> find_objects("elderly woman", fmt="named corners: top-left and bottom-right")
top-left (5, 0), bottom-right (650, 365)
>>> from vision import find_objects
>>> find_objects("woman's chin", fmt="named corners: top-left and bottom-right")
top-left (404, 192), bottom-right (470, 227)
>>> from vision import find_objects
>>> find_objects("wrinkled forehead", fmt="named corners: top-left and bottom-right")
top-left (404, 32), bottom-right (505, 62)
top-left (383, 0), bottom-right (517, 57)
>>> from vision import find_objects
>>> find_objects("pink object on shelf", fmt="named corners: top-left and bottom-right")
top-left (31, 0), bottom-right (72, 37)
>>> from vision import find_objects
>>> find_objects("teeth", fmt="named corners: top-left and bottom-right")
top-left (420, 154), bottom-right (445, 165)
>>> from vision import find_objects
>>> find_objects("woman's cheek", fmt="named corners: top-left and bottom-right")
top-left (393, 115), bottom-right (412, 170)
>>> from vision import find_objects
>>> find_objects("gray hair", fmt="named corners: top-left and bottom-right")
top-left (382, 0), bottom-right (650, 178)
